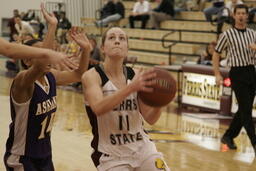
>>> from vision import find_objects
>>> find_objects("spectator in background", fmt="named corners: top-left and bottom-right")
top-left (60, 31), bottom-right (80, 56)
top-left (95, 0), bottom-right (125, 27)
top-left (22, 9), bottom-right (35, 21)
top-left (88, 36), bottom-right (102, 68)
top-left (100, 0), bottom-right (116, 19)
top-left (203, 0), bottom-right (225, 22)
top-left (14, 15), bottom-right (35, 40)
top-left (197, 41), bottom-right (217, 65)
top-left (175, 0), bottom-right (188, 11)
top-left (8, 9), bottom-right (19, 42)
top-left (5, 33), bottom-right (21, 72)
top-left (129, 0), bottom-right (151, 29)
top-left (35, 16), bottom-right (45, 39)
top-left (22, 33), bottom-right (35, 43)
top-left (149, 0), bottom-right (175, 29)
top-left (19, 12), bottom-right (26, 20)
top-left (57, 11), bottom-right (72, 44)
top-left (248, 7), bottom-right (256, 24)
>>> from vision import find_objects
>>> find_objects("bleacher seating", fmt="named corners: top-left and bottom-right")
top-left (82, 25), bottom-right (207, 64)
top-left (128, 39), bottom-right (201, 54)
top-left (80, 0), bottom-right (236, 65)
top-left (244, 0), bottom-right (256, 8)
top-left (161, 20), bottom-right (215, 32)
top-left (175, 11), bottom-right (205, 21)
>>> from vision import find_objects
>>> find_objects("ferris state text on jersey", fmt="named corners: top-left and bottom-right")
top-left (110, 132), bottom-right (143, 145)
top-left (35, 96), bottom-right (57, 115)
top-left (110, 97), bottom-right (144, 146)
top-left (113, 98), bottom-right (138, 111)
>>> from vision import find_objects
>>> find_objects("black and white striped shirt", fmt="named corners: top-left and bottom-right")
top-left (215, 27), bottom-right (256, 67)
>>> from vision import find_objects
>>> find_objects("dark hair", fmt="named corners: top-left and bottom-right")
top-left (21, 60), bottom-right (28, 70)
top-left (234, 4), bottom-right (248, 14)
top-left (21, 39), bottom-right (42, 69)
top-left (24, 39), bottom-right (41, 46)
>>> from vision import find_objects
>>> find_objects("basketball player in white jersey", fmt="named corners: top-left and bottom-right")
top-left (82, 27), bottom-right (170, 171)
top-left (4, 5), bottom-right (91, 170)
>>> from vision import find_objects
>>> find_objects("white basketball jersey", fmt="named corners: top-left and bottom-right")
top-left (85, 66), bottom-right (155, 160)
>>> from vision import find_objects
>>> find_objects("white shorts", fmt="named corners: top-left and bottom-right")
top-left (97, 144), bottom-right (170, 171)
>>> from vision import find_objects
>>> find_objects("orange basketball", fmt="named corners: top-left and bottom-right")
top-left (138, 68), bottom-right (177, 107)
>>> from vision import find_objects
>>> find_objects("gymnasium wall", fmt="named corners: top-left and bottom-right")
top-left (0, 0), bottom-right (101, 36)
top-left (64, 0), bottom-right (101, 27)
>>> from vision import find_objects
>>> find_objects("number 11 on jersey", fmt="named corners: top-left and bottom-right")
top-left (119, 115), bottom-right (129, 131)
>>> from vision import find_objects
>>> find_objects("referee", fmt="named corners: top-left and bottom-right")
top-left (212, 4), bottom-right (256, 154)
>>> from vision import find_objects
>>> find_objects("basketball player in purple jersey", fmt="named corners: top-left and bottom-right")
top-left (4, 4), bottom-right (91, 171)
top-left (82, 27), bottom-right (170, 171)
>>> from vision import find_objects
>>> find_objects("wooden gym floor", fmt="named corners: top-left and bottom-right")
top-left (0, 57), bottom-right (255, 171)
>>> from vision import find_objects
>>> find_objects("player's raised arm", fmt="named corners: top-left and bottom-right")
top-left (40, 2), bottom-right (58, 49)
top-left (51, 27), bottom-right (91, 85)
top-left (11, 57), bottom-right (49, 103)
top-left (0, 37), bottom-right (77, 70)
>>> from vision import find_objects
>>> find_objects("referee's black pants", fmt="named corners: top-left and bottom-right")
top-left (224, 65), bottom-right (256, 145)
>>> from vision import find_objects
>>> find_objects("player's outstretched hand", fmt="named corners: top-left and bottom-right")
top-left (47, 50), bottom-right (78, 71)
top-left (41, 2), bottom-right (58, 26)
top-left (69, 27), bottom-right (92, 51)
